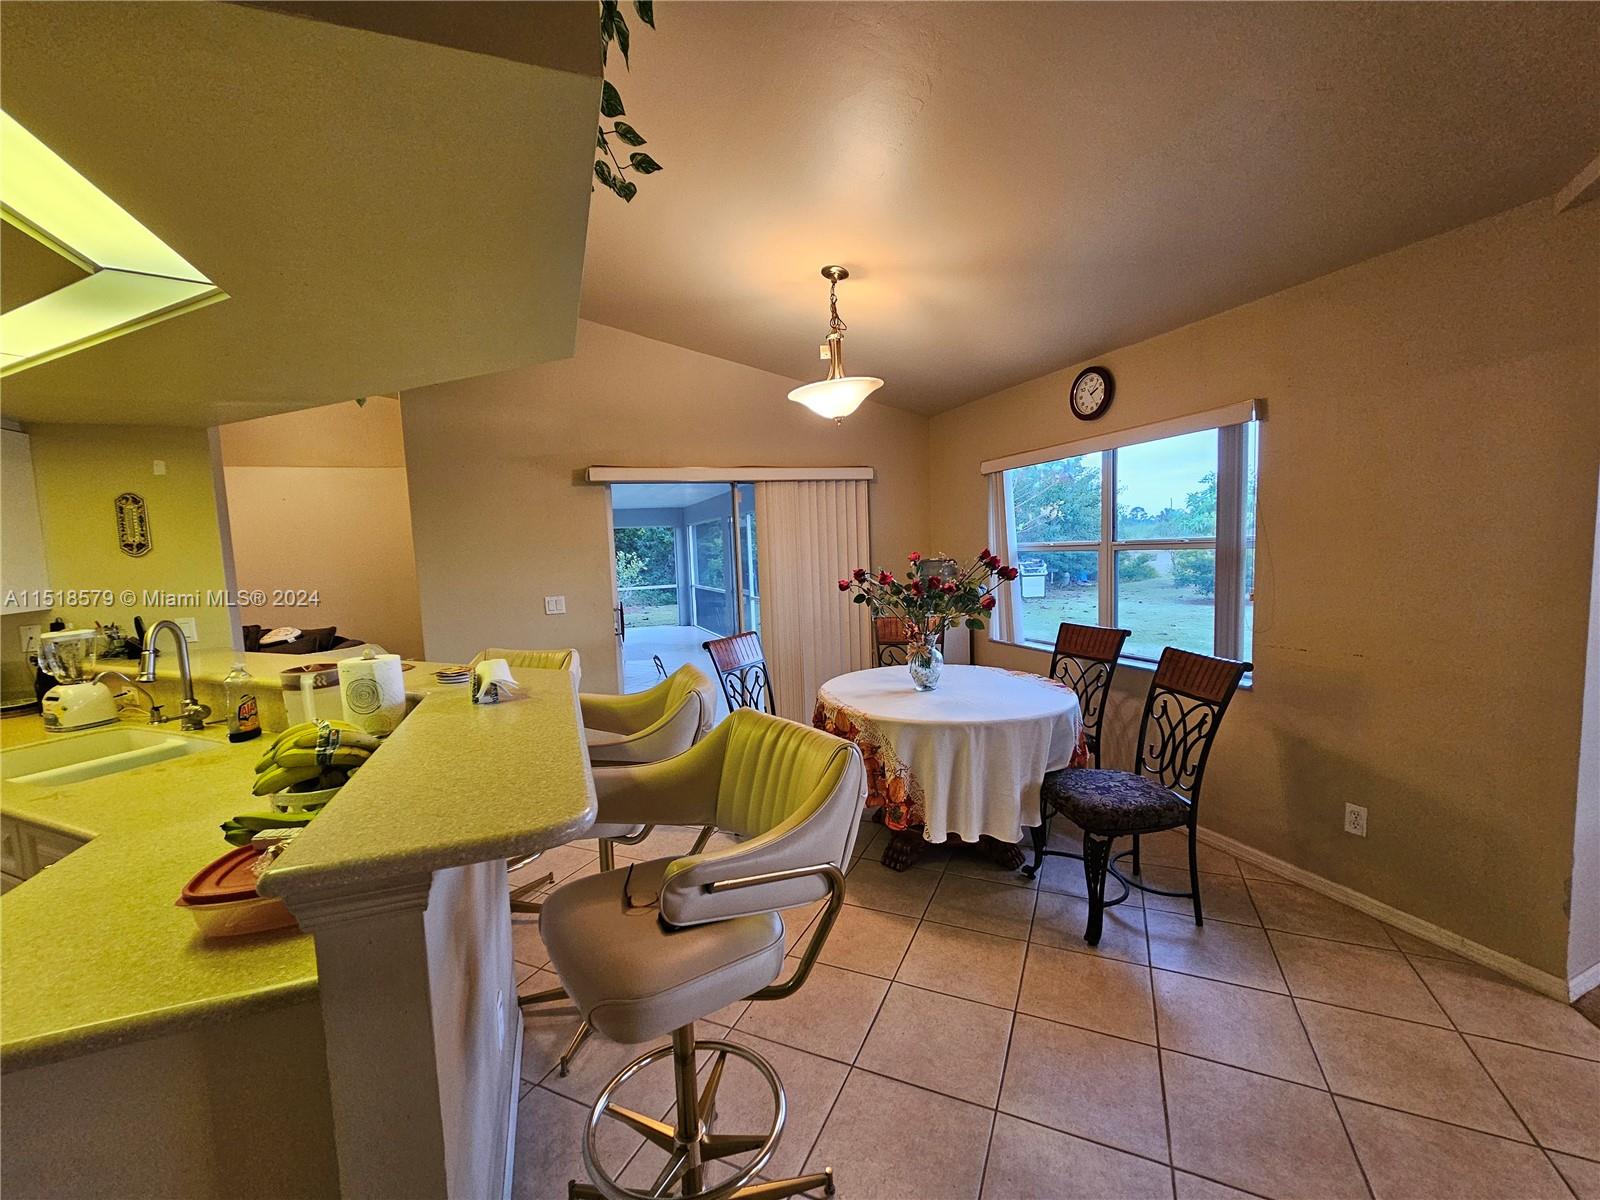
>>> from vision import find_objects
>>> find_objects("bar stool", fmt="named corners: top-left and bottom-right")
top-left (541, 708), bottom-right (865, 1200)
top-left (518, 665), bottom-right (720, 1077)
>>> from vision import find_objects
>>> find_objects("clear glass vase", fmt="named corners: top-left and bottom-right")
top-left (908, 636), bottom-right (944, 691)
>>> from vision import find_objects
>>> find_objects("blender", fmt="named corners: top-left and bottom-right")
top-left (38, 629), bottom-right (118, 733)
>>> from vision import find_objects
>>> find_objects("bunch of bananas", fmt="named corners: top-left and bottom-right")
top-left (252, 719), bottom-right (381, 797)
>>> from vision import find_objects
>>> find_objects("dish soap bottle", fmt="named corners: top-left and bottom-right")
top-left (224, 661), bottom-right (261, 742)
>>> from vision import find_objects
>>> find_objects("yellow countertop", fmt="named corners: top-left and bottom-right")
top-left (0, 715), bottom-right (318, 1072)
top-left (0, 660), bottom-right (591, 1072)
top-left (260, 667), bottom-right (597, 906)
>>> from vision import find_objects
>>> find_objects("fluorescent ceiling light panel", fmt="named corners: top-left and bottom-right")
top-left (0, 111), bottom-right (226, 376)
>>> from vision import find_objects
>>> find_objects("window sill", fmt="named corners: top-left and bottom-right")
top-left (984, 637), bottom-right (1254, 691)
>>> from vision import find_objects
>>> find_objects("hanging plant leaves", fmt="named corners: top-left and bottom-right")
top-left (612, 177), bottom-right (638, 203)
top-left (633, 1), bottom-right (654, 29)
top-left (613, 11), bottom-right (630, 67)
top-left (594, 159), bottom-right (617, 187)
top-left (613, 121), bottom-right (646, 147)
top-left (600, 79), bottom-right (625, 118)
top-left (599, 0), bottom-right (619, 62)
top-left (628, 152), bottom-right (663, 174)
top-left (597, 126), bottom-right (608, 150)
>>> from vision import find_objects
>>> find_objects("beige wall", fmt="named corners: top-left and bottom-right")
top-left (217, 398), bottom-right (424, 658)
top-left (27, 425), bottom-right (235, 650)
top-left (928, 198), bottom-right (1600, 978)
top-left (401, 320), bottom-right (929, 691)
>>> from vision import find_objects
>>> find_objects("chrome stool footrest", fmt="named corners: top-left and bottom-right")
top-left (574, 1027), bottom-right (834, 1200)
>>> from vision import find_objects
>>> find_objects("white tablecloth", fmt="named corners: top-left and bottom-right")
top-left (814, 665), bottom-right (1083, 843)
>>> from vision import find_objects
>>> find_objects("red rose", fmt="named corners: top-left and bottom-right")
top-left (986, 554), bottom-right (1002, 571)
top-left (944, 582), bottom-right (958, 594)
top-left (927, 574), bottom-right (942, 588)
top-left (910, 581), bottom-right (924, 596)
top-left (878, 570), bottom-right (894, 586)
top-left (908, 552), bottom-right (922, 563)
top-left (1001, 566), bottom-right (1019, 581)
top-left (980, 547), bottom-right (991, 559)
top-left (838, 579), bottom-right (850, 591)
top-left (981, 595), bottom-right (997, 610)
top-left (853, 568), bottom-right (868, 582)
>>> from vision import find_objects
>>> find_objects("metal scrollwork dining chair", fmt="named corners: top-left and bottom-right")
top-left (702, 631), bottom-right (776, 715)
top-left (1032, 647), bottom-right (1250, 945)
top-left (871, 617), bottom-right (946, 667)
top-left (1024, 622), bottom-right (1130, 877)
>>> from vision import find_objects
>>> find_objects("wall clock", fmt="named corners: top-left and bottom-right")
top-left (1070, 366), bottom-right (1114, 421)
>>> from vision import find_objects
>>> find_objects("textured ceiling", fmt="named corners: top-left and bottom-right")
top-left (579, 2), bottom-right (1600, 414)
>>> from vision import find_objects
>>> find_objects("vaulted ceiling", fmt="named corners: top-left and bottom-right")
top-left (579, 2), bottom-right (1600, 414)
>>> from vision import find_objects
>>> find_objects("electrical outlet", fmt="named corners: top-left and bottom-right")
top-left (1344, 803), bottom-right (1368, 837)
top-left (544, 595), bottom-right (566, 615)
top-left (176, 617), bottom-right (199, 642)
top-left (19, 623), bottom-right (40, 655)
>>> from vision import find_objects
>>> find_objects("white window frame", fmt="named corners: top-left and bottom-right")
top-left (1005, 421), bottom-right (1256, 665)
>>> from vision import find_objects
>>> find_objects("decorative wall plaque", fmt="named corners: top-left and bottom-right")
top-left (114, 492), bottom-right (152, 557)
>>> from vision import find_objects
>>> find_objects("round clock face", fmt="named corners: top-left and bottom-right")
top-left (1070, 367), bottom-right (1113, 420)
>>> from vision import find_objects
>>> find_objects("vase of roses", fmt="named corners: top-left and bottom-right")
top-left (839, 550), bottom-right (1019, 691)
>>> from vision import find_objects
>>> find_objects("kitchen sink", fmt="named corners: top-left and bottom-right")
top-left (1, 726), bottom-right (223, 786)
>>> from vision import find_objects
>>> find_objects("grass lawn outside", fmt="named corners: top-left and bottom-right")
top-left (1020, 575), bottom-right (1214, 659)
top-left (623, 601), bottom-right (680, 628)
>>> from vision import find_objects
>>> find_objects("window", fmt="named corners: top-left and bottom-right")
top-left (1004, 421), bottom-right (1257, 664)
top-left (690, 518), bottom-right (732, 634)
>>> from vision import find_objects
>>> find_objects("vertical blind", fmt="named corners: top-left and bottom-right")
top-left (754, 480), bottom-right (872, 721)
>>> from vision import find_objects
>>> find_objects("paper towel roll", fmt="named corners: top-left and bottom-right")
top-left (339, 652), bottom-right (407, 736)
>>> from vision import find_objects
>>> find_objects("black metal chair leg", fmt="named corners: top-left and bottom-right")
top-left (1188, 824), bottom-right (1204, 926)
top-left (1023, 814), bottom-right (1049, 878)
top-left (1081, 833), bottom-right (1112, 945)
top-left (1131, 833), bottom-right (1141, 879)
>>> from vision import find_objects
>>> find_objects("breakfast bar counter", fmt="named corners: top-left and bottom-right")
top-left (1, 661), bottom-right (596, 1199)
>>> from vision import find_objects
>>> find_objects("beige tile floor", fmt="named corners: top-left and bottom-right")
top-left (512, 823), bottom-right (1600, 1200)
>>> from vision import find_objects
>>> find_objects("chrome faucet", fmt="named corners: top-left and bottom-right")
top-left (137, 620), bottom-right (211, 731)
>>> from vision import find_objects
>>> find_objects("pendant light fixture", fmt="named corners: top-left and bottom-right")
top-left (787, 265), bottom-right (883, 422)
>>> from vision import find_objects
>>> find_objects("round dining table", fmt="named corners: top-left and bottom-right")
top-left (814, 664), bottom-right (1084, 868)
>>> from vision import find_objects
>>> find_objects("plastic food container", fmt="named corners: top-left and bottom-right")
top-left (176, 845), bottom-right (297, 938)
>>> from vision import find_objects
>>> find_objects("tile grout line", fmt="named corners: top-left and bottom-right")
top-left (1258, 910), bottom-right (1377, 1200)
top-left (1144, 864), bottom-right (1179, 1197)
top-left (1411, 957), bottom-right (1546, 1153)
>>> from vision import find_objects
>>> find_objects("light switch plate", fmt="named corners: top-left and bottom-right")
top-left (544, 595), bottom-right (566, 615)
top-left (152, 459), bottom-right (167, 476)
top-left (176, 617), bottom-right (199, 642)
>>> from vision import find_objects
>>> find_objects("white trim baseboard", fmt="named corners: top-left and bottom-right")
top-left (1570, 958), bottom-right (1600, 1002)
top-left (1195, 827), bottom-right (1585, 1002)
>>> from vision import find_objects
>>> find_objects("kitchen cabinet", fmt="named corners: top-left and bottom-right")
top-left (0, 814), bottom-right (87, 883)
top-left (1, 429), bottom-right (51, 613)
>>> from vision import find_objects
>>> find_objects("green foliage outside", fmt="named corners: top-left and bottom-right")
top-left (616, 525), bottom-right (679, 627)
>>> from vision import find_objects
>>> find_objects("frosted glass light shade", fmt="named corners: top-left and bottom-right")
top-left (787, 375), bottom-right (884, 420)
top-left (0, 110), bottom-right (225, 376)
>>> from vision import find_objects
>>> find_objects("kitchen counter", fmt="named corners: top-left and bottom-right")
top-left (0, 660), bottom-right (592, 1072)
top-left (0, 714), bottom-right (318, 1071)
top-left (260, 666), bottom-right (596, 905)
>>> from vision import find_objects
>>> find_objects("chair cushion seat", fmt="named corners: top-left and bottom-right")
top-left (585, 726), bottom-right (630, 749)
top-left (1041, 769), bottom-right (1189, 835)
top-left (541, 857), bottom-right (785, 1044)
